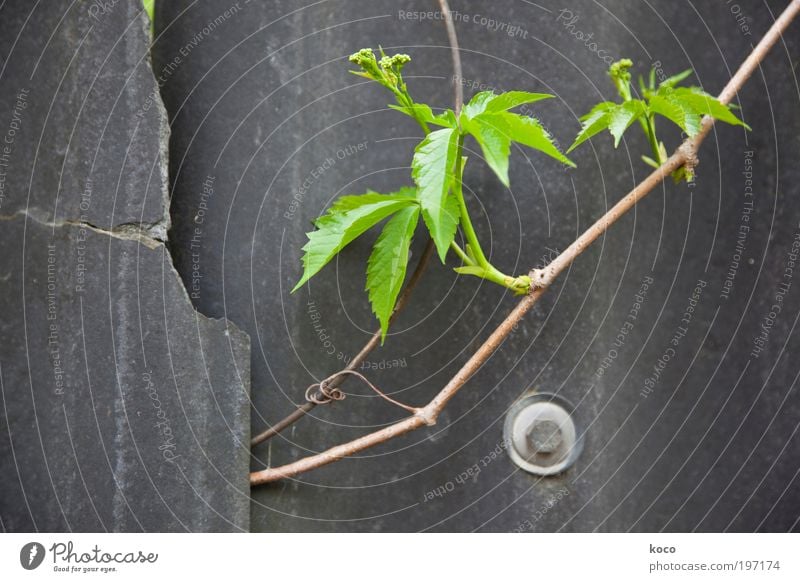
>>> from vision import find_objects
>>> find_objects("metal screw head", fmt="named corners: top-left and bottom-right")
top-left (526, 419), bottom-right (563, 454)
top-left (503, 392), bottom-right (583, 476)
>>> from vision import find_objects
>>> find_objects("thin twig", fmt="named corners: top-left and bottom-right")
top-left (438, 0), bottom-right (464, 116)
top-left (250, 240), bottom-right (434, 446)
top-left (251, 0), bottom-right (799, 485)
top-left (251, 1), bottom-right (465, 447)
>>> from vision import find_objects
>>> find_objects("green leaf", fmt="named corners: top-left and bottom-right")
top-left (494, 112), bottom-right (575, 167)
top-left (567, 101), bottom-right (617, 152)
top-left (293, 195), bottom-right (417, 292)
top-left (649, 90), bottom-right (702, 136)
top-left (366, 205), bottom-right (420, 342)
top-left (435, 109), bottom-right (458, 127)
top-left (412, 127), bottom-right (460, 261)
top-left (650, 85), bottom-right (748, 136)
top-left (670, 87), bottom-right (750, 129)
top-left (453, 265), bottom-right (486, 276)
top-left (659, 68), bottom-right (693, 89)
top-left (641, 155), bottom-right (660, 168)
top-left (463, 91), bottom-right (555, 121)
top-left (464, 115), bottom-right (512, 186)
top-left (463, 92), bottom-right (571, 179)
top-left (608, 100), bottom-right (647, 147)
top-left (638, 75), bottom-right (647, 96)
top-left (319, 188), bottom-right (416, 221)
top-left (463, 91), bottom-right (497, 119)
top-left (388, 104), bottom-right (455, 128)
top-left (672, 166), bottom-right (689, 183)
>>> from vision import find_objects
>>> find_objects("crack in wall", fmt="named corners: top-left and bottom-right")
top-left (0, 208), bottom-right (163, 249)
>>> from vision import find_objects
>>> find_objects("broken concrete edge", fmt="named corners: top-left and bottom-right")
top-left (140, 4), bottom-right (173, 244)
top-left (141, 5), bottom-right (255, 474)
top-left (132, 6), bottom-right (254, 409)
top-left (130, 2), bottom-right (172, 242)
top-left (134, 5), bottom-right (255, 430)
top-left (75, 8), bottom-right (247, 330)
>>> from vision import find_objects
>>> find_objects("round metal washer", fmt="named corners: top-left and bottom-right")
top-left (503, 392), bottom-right (583, 476)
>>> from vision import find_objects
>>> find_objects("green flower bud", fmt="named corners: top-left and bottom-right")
top-left (349, 48), bottom-right (375, 64)
top-left (349, 48), bottom-right (414, 102)
top-left (392, 54), bottom-right (411, 66)
top-left (350, 48), bottom-right (386, 83)
top-left (609, 59), bottom-right (633, 101)
top-left (609, 59), bottom-right (633, 82)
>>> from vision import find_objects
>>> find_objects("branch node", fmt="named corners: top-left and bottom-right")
top-left (529, 267), bottom-right (552, 290)
top-left (678, 140), bottom-right (700, 181)
top-left (416, 406), bottom-right (438, 426)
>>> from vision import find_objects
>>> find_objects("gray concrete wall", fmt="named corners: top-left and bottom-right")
top-left (1, 0), bottom-right (798, 532)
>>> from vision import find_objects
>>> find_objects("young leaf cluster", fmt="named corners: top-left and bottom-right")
top-left (568, 59), bottom-right (749, 180)
top-left (291, 51), bottom-right (752, 344)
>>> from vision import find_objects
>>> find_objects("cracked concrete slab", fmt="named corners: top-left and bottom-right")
top-left (0, 215), bottom-right (249, 531)
top-left (0, 0), bottom-right (252, 532)
top-left (0, 216), bottom-right (251, 531)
